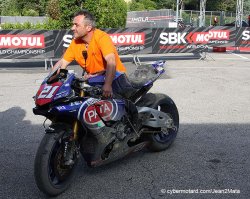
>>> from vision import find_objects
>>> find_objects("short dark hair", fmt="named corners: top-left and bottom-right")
top-left (74, 9), bottom-right (96, 27)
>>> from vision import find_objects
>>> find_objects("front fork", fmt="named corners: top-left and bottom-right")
top-left (72, 86), bottom-right (85, 140)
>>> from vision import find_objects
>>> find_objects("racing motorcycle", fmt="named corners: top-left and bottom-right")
top-left (33, 60), bottom-right (179, 196)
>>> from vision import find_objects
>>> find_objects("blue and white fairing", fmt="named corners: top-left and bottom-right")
top-left (87, 71), bottom-right (122, 87)
top-left (53, 74), bottom-right (75, 101)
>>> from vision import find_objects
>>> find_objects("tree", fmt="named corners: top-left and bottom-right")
top-left (81, 0), bottom-right (127, 28)
top-left (128, 0), bottom-right (157, 11)
top-left (245, 1), bottom-right (250, 15)
top-left (57, 0), bottom-right (82, 28)
top-left (1, 0), bottom-right (20, 16)
top-left (1, 0), bottom-right (50, 16)
top-left (154, 0), bottom-right (176, 10)
top-left (206, 0), bottom-right (236, 12)
top-left (47, 0), bottom-right (61, 20)
top-left (128, 0), bottom-right (145, 11)
top-left (0, 0), bottom-right (3, 14)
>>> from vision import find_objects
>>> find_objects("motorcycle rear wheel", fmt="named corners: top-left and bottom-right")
top-left (141, 93), bottom-right (179, 152)
top-left (34, 129), bottom-right (78, 196)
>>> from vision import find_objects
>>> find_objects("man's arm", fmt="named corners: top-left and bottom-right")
top-left (103, 53), bottom-right (116, 98)
top-left (53, 58), bottom-right (71, 70)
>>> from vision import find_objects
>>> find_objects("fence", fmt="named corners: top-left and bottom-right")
top-left (180, 10), bottom-right (249, 27)
top-left (0, 16), bottom-right (47, 25)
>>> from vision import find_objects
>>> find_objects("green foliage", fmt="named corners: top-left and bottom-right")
top-left (180, 11), bottom-right (190, 23)
top-left (22, 9), bottom-right (39, 16)
top-left (0, 0), bottom-right (4, 13)
top-left (1, 0), bottom-right (127, 29)
top-left (128, 0), bottom-right (157, 11)
top-left (83, 0), bottom-right (127, 28)
top-left (57, 0), bottom-right (81, 29)
top-left (245, 1), bottom-right (250, 15)
top-left (206, 0), bottom-right (236, 12)
top-left (0, 0), bottom-right (49, 16)
top-left (1, 18), bottom-right (61, 30)
top-left (1, 23), bottom-right (15, 29)
top-left (47, 0), bottom-right (61, 20)
top-left (1, 0), bottom-right (20, 16)
top-left (128, 1), bottom-right (145, 11)
top-left (43, 18), bottom-right (61, 29)
top-left (154, 0), bottom-right (175, 10)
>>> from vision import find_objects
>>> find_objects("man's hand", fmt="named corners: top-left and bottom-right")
top-left (83, 73), bottom-right (99, 80)
top-left (103, 53), bottom-right (116, 98)
top-left (102, 83), bottom-right (113, 98)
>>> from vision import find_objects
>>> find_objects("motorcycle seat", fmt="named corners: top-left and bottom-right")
top-left (127, 64), bottom-right (159, 89)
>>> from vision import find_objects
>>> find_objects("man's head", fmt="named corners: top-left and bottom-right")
top-left (72, 10), bottom-right (96, 40)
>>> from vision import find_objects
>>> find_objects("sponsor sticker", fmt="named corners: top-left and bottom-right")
top-left (83, 100), bottom-right (114, 125)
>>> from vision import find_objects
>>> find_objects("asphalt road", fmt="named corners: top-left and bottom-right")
top-left (0, 52), bottom-right (250, 199)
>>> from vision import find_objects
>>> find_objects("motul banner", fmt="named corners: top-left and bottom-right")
top-left (0, 30), bottom-right (54, 59)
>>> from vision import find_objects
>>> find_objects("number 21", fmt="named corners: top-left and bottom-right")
top-left (38, 85), bottom-right (59, 99)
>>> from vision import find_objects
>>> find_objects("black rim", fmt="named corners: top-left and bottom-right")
top-left (48, 138), bottom-right (75, 187)
top-left (153, 105), bottom-right (178, 143)
top-left (153, 128), bottom-right (177, 143)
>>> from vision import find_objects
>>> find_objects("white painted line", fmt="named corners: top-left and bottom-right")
top-left (215, 58), bottom-right (243, 59)
top-left (229, 52), bottom-right (249, 60)
top-left (168, 66), bottom-right (250, 69)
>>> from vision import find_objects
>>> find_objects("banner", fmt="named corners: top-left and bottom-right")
top-left (0, 30), bottom-right (54, 59)
top-left (0, 27), bottom-right (249, 59)
top-left (235, 27), bottom-right (250, 47)
top-left (53, 30), bottom-right (72, 59)
top-left (126, 9), bottom-right (174, 28)
top-left (152, 26), bottom-right (236, 53)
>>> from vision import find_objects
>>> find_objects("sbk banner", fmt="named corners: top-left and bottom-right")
top-left (235, 27), bottom-right (250, 48)
top-left (53, 28), bottom-right (152, 58)
top-left (0, 30), bottom-right (54, 59)
top-left (152, 26), bottom-right (236, 53)
top-left (53, 30), bottom-right (72, 59)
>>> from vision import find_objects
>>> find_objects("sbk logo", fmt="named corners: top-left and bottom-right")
top-left (109, 33), bottom-right (145, 45)
top-left (160, 32), bottom-right (187, 45)
top-left (84, 101), bottom-right (113, 124)
top-left (242, 30), bottom-right (250, 40)
top-left (159, 30), bottom-right (231, 45)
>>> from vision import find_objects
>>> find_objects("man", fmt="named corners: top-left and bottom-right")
top-left (57, 9), bottom-right (126, 98)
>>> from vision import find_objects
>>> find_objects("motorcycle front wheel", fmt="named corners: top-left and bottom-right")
top-left (34, 128), bottom-right (78, 196)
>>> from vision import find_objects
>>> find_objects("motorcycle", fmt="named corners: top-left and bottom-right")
top-left (33, 60), bottom-right (179, 196)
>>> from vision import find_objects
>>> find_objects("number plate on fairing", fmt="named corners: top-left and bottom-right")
top-left (35, 82), bottom-right (63, 106)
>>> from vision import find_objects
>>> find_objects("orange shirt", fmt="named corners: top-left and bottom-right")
top-left (63, 29), bottom-right (126, 74)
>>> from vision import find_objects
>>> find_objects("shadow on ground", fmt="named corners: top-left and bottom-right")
top-left (0, 107), bottom-right (249, 199)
